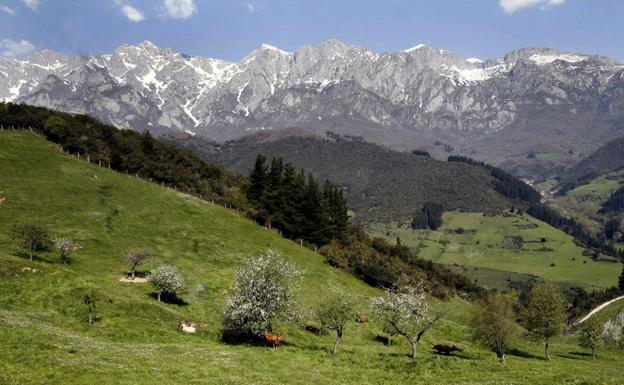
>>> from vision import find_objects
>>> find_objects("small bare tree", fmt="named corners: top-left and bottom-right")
top-left (371, 282), bottom-right (438, 359)
top-left (53, 238), bottom-right (81, 264)
top-left (148, 264), bottom-right (186, 302)
top-left (12, 222), bottom-right (49, 262)
top-left (123, 248), bottom-right (153, 279)
top-left (315, 291), bottom-right (354, 354)
top-left (83, 286), bottom-right (99, 325)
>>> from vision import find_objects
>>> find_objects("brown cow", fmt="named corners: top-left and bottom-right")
top-left (357, 314), bottom-right (369, 324)
top-left (260, 332), bottom-right (284, 348)
top-left (433, 344), bottom-right (462, 355)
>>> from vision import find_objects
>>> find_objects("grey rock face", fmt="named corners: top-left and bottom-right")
top-left (2, 40), bottom-right (624, 175)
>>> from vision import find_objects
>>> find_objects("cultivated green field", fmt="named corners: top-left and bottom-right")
top-left (371, 212), bottom-right (621, 291)
top-left (1, 132), bottom-right (624, 385)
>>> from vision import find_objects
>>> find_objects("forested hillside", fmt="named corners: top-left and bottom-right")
top-left (165, 132), bottom-right (527, 224)
top-left (559, 135), bottom-right (624, 193)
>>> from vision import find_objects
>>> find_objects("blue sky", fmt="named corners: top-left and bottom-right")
top-left (0, 0), bottom-right (623, 62)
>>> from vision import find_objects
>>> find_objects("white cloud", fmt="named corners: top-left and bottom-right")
top-left (0, 38), bottom-right (35, 57)
top-left (500, 0), bottom-right (564, 13)
top-left (245, 3), bottom-right (255, 12)
top-left (20, 0), bottom-right (40, 11)
top-left (0, 5), bottom-right (17, 15)
top-left (161, 0), bottom-right (197, 19)
top-left (115, 1), bottom-right (145, 22)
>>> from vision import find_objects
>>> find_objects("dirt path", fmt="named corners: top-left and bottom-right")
top-left (578, 295), bottom-right (624, 324)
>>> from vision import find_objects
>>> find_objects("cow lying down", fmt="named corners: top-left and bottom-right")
top-left (177, 321), bottom-right (208, 333)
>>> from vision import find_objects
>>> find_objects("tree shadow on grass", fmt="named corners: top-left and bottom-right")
top-left (557, 351), bottom-right (592, 360)
top-left (148, 292), bottom-right (188, 306)
top-left (13, 251), bottom-right (55, 264)
top-left (508, 348), bottom-right (545, 360)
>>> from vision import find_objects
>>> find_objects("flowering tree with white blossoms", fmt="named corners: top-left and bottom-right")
top-left (603, 312), bottom-right (624, 355)
top-left (371, 282), bottom-right (439, 359)
top-left (148, 264), bottom-right (186, 302)
top-left (223, 250), bottom-right (302, 336)
top-left (53, 238), bottom-right (81, 264)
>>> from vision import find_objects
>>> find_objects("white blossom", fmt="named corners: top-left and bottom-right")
top-left (53, 238), bottom-right (81, 264)
top-left (148, 264), bottom-right (186, 301)
top-left (223, 250), bottom-right (302, 334)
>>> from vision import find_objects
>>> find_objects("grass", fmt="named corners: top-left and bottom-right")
top-left (1, 131), bottom-right (624, 384)
top-left (370, 212), bottom-right (621, 291)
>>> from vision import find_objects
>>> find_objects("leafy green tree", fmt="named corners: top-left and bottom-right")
top-left (579, 317), bottom-right (602, 359)
top-left (470, 292), bottom-right (519, 363)
top-left (148, 265), bottom-right (187, 302)
top-left (12, 222), bottom-right (50, 262)
top-left (44, 116), bottom-right (69, 141)
top-left (315, 291), bottom-right (354, 354)
top-left (524, 281), bottom-right (567, 360)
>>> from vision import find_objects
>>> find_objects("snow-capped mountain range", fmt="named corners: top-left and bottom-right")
top-left (2, 39), bottom-right (624, 174)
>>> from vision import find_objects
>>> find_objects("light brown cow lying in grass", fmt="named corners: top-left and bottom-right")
top-left (178, 321), bottom-right (196, 333)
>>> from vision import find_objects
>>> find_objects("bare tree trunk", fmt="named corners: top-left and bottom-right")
top-left (157, 292), bottom-right (161, 302)
top-left (592, 346), bottom-right (596, 360)
top-left (544, 340), bottom-right (550, 360)
top-left (410, 339), bottom-right (418, 359)
top-left (499, 352), bottom-right (506, 364)
top-left (332, 335), bottom-right (341, 354)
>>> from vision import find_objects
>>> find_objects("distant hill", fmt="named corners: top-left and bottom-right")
top-left (164, 132), bottom-right (527, 224)
top-left (559, 135), bottom-right (624, 193)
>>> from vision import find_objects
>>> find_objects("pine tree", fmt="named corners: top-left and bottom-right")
top-left (280, 163), bottom-right (305, 238)
top-left (264, 157), bottom-right (285, 229)
top-left (302, 174), bottom-right (328, 246)
top-left (323, 181), bottom-right (349, 241)
top-left (248, 154), bottom-right (268, 204)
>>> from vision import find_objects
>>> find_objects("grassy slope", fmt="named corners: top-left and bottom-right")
top-left (1, 132), bottom-right (623, 385)
top-left (371, 212), bottom-right (621, 291)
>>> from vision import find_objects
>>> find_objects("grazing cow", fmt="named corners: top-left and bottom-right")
top-left (433, 344), bottom-right (462, 355)
top-left (357, 314), bottom-right (369, 324)
top-left (260, 332), bottom-right (284, 348)
top-left (178, 321), bottom-right (196, 333)
top-left (304, 325), bottom-right (321, 336)
top-left (375, 335), bottom-right (392, 346)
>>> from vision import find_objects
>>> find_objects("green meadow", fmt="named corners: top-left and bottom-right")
top-left (1, 131), bottom-right (623, 385)
top-left (371, 212), bottom-right (621, 291)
